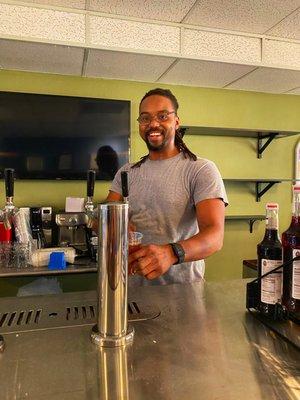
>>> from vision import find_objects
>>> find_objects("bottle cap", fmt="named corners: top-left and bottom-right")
top-left (266, 203), bottom-right (279, 210)
top-left (293, 185), bottom-right (300, 193)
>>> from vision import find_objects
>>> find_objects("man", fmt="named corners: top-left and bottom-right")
top-left (107, 88), bottom-right (228, 286)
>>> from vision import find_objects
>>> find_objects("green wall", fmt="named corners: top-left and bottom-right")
top-left (1, 69), bottom-right (300, 294)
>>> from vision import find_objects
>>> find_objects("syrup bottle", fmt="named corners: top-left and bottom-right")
top-left (257, 203), bottom-right (283, 316)
top-left (282, 186), bottom-right (300, 317)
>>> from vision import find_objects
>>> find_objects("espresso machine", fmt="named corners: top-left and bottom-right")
top-left (55, 170), bottom-right (96, 255)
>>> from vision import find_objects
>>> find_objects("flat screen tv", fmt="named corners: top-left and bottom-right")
top-left (0, 91), bottom-right (130, 180)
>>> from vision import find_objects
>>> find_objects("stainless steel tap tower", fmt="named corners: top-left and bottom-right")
top-left (91, 202), bottom-right (134, 347)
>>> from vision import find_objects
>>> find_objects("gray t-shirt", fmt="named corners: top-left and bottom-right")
top-left (110, 152), bottom-right (228, 286)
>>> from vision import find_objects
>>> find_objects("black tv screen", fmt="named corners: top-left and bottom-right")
top-left (0, 91), bottom-right (130, 180)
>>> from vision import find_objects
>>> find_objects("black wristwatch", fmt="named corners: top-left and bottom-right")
top-left (169, 243), bottom-right (185, 265)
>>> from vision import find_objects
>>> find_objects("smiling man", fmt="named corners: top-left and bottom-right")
top-left (107, 88), bottom-right (228, 286)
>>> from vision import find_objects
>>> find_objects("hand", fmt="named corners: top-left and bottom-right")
top-left (128, 244), bottom-right (177, 280)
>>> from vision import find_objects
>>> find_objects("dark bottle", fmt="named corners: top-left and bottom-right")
top-left (282, 186), bottom-right (300, 317)
top-left (257, 203), bottom-right (283, 316)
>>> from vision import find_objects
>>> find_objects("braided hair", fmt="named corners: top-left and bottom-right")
top-left (132, 88), bottom-right (197, 169)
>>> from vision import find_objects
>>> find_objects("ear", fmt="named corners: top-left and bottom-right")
top-left (175, 115), bottom-right (180, 130)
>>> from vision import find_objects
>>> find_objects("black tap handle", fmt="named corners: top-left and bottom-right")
top-left (121, 171), bottom-right (128, 199)
top-left (87, 170), bottom-right (96, 197)
top-left (4, 168), bottom-right (14, 197)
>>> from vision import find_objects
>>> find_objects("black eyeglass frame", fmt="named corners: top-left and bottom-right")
top-left (137, 110), bottom-right (176, 125)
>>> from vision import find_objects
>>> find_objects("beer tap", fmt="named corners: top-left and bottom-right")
top-left (121, 171), bottom-right (129, 204)
top-left (2, 168), bottom-right (18, 230)
top-left (85, 170), bottom-right (96, 229)
top-left (85, 169), bottom-right (96, 213)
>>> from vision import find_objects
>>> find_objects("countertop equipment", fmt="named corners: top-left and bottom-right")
top-left (55, 170), bottom-right (96, 254)
top-left (55, 211), bottom-right (89, 251)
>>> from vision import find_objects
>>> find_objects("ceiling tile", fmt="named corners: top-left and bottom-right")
top-left (158, 59), bottom-right (256, 87)
top-left (182, 28), bottom-right (260, 63)
top-left (88, 0), bottom-right (195, 22)
top-left (0, 39), bottom-right (84, 75)
top-left (266, 7), bottom-right (300, 40)
top-left (89, 15), bottom-right (180, 54)
top-left (183, 0), bottom-right (300, 34)
top-left (263, 39), bottom-right (300, 69)
top-left (0, 3), bottom-right (85, 43)
top-left (85, 49), bottom-right (176, 81)
top-left (12, 0), bottom-right (86, 9)
top-left (226, 67), bottom-right (300, 93)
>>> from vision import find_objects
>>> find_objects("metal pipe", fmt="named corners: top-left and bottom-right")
top-left (97, 346), bottom-right (130, 400)
top-left (91, 202), bottom-right (134, 347)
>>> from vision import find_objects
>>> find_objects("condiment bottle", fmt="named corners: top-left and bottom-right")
top-left (282, 186), bottom-right (300, 317)
top-left (257, 203), bottom-right (282, 316)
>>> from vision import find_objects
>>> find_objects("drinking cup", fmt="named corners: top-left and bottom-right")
top-left (0, 243), bottom-right (12, 268)
top-left (128, 232), bottom-right (143, 276)
top-left (128, 231), bottom-right (143, 254)
top-left (13, 243), bottom-right (31, 269)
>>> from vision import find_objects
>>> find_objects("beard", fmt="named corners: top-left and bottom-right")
top-left (144, 128), bottom-right (167, 151)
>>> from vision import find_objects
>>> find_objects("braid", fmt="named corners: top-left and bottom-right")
top-left (175, 130), bottom-right (197, 161)
top-left (131, 154), bottom-right (148, 169)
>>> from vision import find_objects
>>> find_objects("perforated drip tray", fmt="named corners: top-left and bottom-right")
top-left (0, 294), bottom-right (160, 334)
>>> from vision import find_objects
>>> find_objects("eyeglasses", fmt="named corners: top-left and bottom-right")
top-left (137, 111), bottom-right (176, 125)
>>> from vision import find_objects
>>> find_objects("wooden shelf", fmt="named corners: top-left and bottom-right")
top-left (226, 215), bottom-right (265, 233)
top-left (181, 126), bottom-right (298, 138)
top-left (224, 178), bottom-right (300, 202)
top-left (181, 126), bottom-right (299, 158)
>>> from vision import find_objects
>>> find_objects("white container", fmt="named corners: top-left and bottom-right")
top-left (30, 247), bottom-right (76, 267)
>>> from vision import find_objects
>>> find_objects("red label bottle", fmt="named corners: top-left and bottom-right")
top-left (282, 186), bottom-right (300, 317)
top-left (257, 203), bottom-right (283, 317)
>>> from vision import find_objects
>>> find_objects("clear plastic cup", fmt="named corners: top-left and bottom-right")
top-left (128, 232), bottom-right (143, 275)
top-left (128, 231), bottom-right (143, 251)
top-left (0, 242), bottom-right (31, 269)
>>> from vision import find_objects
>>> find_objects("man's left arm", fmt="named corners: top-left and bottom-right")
top-left (178, 198), bottom-right (225, 262)
top-left (129, 198), bottom-right (225, 279)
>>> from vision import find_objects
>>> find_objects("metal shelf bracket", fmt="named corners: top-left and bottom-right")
top-left (256, 181), bottom-right (279, 202)
top-left (248, 218), bottom-right (264, 233)
top-left (257, 133), bottom-right (278, 158)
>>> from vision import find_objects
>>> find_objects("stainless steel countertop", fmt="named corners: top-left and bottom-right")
top-left (0, 279), bottom-right (299, 400)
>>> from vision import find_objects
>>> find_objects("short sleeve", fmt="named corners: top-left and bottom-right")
top-left (191, 160), bottom-right (228, 206)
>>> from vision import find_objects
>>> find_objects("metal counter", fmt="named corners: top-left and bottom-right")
top-left (0, 280), bottom-right (299, 400)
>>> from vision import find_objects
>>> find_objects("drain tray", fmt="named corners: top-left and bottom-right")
top-left (0, 293), bottom-right (160, 334)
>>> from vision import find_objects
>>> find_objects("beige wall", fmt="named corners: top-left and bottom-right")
top-left (0, 69), bottom-right (300, 293)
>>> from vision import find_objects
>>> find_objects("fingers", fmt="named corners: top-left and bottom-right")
top-left (129, 256), bottom-right (157, 277)
top-left (128, 247), bottom-right (146, 264)
top-left (145, 270), bottom-right (161, 280)
top-left (128, 244), bottom-right (172, 280)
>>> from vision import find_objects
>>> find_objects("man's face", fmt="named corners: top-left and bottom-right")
top-left (138, 95), bottom-right (179, 152)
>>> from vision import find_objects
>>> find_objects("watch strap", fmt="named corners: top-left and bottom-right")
top-left (169, 242), bottom-right (185, 265)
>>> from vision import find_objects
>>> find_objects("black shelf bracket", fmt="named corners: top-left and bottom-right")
top-left (257, 133), bottom-right (278, 158)
top-left (248, 218), bottom-right (264, 233)
top-left (256, 181), bottom-right (279, 202)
